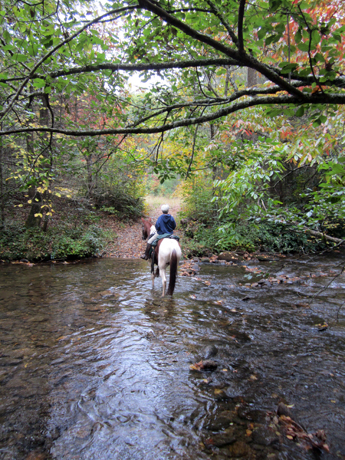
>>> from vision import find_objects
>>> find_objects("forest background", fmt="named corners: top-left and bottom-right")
top-left (1, 0), bottom-right (345, 261)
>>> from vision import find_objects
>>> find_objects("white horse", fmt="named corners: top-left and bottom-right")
top-left (145, 222), bottom-right (181, 297)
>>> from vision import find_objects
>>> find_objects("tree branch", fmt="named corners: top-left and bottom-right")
top-left (205, 0), bottom-right (239, 46)
top-left (137, 0), bottom-right (307, 99)
top-left (0, 6), bottom-right (137, 123)
top-left (238, 0), bottom-right (246, 53)
top-left (3, 92), bottom-right (345, 137)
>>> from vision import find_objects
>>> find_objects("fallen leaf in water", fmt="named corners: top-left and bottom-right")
top-left (214, 300), bottom-right (223, 305)
top-left (204, 438), bottom-right (214, 446)
top-left (204, 281), bottom-right (211, 286)
top-left (214, 389), bottom-right (223, 395)
top-left (190, 295), bottom-right (196, 299)
top-left (277, 410), bottom-right (329, 452)
top-left (57, 336), bottom-right (68, 341)
top-left (250, 374), bottom-right (258, 380)
top-left (246, 429), bottom-right (252, 436)
top-left (317, 323), bottom-right (328, 331)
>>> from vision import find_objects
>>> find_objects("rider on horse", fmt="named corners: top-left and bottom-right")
top-left (141, 204), bottom-right (176, 260)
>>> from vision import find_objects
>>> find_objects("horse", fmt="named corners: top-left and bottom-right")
top-left (141, 217), bottom-right (152, 240)
top-left (141, 218), bottom-right (181, 297)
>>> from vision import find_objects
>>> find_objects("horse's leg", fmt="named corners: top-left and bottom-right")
top-left (160, 265), bottom-right (167, 297)
top-left (151, 271), bottom-right (155, 290)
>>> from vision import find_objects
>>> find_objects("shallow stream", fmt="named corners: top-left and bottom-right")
top-left (1, 255), bottom-right (345, 459)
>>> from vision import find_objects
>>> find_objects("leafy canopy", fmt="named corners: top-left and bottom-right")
top-left (0, 0), bottom-right (345, 138)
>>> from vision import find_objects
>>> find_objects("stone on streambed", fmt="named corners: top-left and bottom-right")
top-left (203, 344), bottom-right (218, 359)
top-left (218, 252), bottom-right (243, 262)
top-left (205, 427), bottom-right (237, 447)
top-left (206, 410), bottom-right (240, 431)
top-left (251, 425), bottom-right (280, 446)
top-left (228, 440), bottom-right (255, 458)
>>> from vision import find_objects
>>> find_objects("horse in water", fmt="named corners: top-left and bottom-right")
top-left (141, 218), bottom-right (181, 297)
top-left (141, 217), bottom-right (152, 240)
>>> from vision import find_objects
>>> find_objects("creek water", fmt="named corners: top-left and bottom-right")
top-left (0, 255), bottom-right (345, 460)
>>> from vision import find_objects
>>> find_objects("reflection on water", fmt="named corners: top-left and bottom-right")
top-left (0, 256), bottom-right (345, 459)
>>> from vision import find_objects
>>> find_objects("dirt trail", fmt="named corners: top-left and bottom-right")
top-left (102, 202), bottom-right (181, 259)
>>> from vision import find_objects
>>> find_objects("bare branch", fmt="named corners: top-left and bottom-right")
top-left (238, 0), bottom-right (246, 53)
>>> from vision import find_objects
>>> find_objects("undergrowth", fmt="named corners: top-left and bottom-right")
top-left (0, 223), bottom-right (115, 262)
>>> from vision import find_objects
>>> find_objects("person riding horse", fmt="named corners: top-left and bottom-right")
top-left (141, 204), bottom-right (176, 260)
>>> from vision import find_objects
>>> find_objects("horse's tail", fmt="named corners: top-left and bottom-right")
top-left (167, 249), bottom-right (178, 296)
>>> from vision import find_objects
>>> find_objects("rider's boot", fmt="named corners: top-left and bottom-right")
top-left (140, 243), bottom-right (151, 260)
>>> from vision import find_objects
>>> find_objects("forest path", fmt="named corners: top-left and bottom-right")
top-left (102, 201), bottom-right (182, 259)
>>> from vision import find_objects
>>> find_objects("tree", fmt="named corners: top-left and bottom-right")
top-left (0, 0), bottom-right (344, 141)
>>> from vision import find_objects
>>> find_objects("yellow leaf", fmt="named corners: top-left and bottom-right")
top-left (286, 435), bottom-right (294, 440)
top-left (250, 374), bottom-right (258, 380)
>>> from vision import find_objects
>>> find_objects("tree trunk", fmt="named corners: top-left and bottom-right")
top-left (247, 67), bottom-right (258, 87)
top-left (86, 154), bottom-right (94, 198)
top-left (25, 191), bottom-right (42, 228)
top-left (0, 130), bottom-right (4, 228)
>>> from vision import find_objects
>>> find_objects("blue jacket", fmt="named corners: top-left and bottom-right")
top-left (155, 214), bottom-right (176, 235)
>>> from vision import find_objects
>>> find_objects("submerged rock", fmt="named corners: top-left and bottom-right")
top-left (206, 410), bottom-right (241, 431)
top-left (203, 344), bottom-right (218, 359)
top-left (207, 427), bottom-right (237, 447)
top-left (228, 440), bottom-right (255, 458)
top-left (252, 426), bottom-right (280, 446)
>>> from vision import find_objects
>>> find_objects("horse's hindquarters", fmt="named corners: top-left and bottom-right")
top-left (158, 239), bottom-right (181, 296)
top-left (158, 239), bottom-right (181, 266)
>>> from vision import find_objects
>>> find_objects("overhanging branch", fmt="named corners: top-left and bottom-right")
top-left (2, 93), bottom-right (345, 137)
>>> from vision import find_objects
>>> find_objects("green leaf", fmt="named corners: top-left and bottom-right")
top-left (13, 53), bottom-right (28, 62)
top-left (311, 29), bottom-right (320, 45)
top-left (297, 43), bottom-right (309, 52)
top-left (295, 106), bottom-right (305, 117)
top-left (33, 78), bottom-right (46, 88)
top-left (295, 29), bottom-right (302, 44)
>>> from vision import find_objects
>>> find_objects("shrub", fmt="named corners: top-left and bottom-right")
top-left (0, 223), bottom-right (106, 261)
